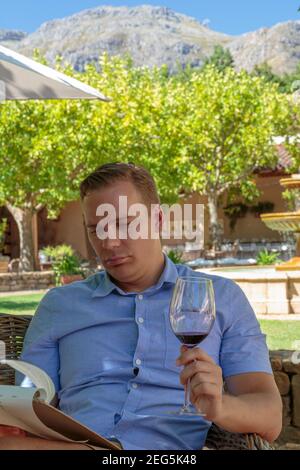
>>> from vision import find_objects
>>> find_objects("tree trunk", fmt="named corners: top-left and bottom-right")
top-left (6, 205), bottom-right (35, 272)
top-left (207, 193), bottom-right (223, 252)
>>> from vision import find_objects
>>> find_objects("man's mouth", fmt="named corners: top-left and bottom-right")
top-left (105, 256), bottom-right (130, 267)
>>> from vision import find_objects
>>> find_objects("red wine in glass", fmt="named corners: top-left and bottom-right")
top-left (169, 277), bottom-right (216, 415)
top-left (175, 331), bottom-right (209, 347)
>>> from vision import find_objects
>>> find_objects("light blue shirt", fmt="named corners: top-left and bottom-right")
top-left (20, 256), bottom-right (272, 450)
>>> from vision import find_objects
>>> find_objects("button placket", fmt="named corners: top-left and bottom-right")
top-left (125, 294), bottom-right (149, 414)
top-left (133, 294), bottom-right (146, 374)
top-left (124, 295), bottom-right (149, 414)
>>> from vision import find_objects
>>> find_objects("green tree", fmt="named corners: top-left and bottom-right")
top-left (83, 54), bottom-right (183, 203)
top-left (281, 92), bottom-right (300, 212)
top-left (0, 55), bottom-right (183, 270)
top-left (0, 98), bottom-right (105, 271)
top-left (176, 66), bottom-right (292, 250)
top-left (203, 45), bottom-right (234, 72)
top-left (253, 61), bottom-right (300, 94)
top-left (252, 63), bottom-right (287, 92)
top-left (282, 63), bottom-right (300, 94)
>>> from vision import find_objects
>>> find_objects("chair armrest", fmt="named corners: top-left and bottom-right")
top-left (203, 424), bottom-right (274, 450)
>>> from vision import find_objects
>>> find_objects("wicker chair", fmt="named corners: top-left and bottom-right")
top-left (0, 314), bottom-right (32, 385)
top-left (0, 313), bottom-right (273, 450)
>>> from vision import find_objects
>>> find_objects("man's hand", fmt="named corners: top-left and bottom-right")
top-left (176, 345), bottom-right (224, 421)
top-left (0, 426), bottom-right (27, 437)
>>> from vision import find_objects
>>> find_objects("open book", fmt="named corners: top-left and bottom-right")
top-left (0, 360), bottom-right (120, 450)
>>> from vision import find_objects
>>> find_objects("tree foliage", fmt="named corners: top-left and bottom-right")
top-left (0, 54), bottom-right (295, 264)
top-left (252, 62), bottom-right (300, 94)
top-left (203, 45), bottom-right (234, 72)
top-left (173, 66), bottom-right (293, 247)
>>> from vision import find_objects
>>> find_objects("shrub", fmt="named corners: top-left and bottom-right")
top-left (42, 244), bottom-right (75, 260)
top-left (256, 249), bottom-right (281, 266)
top-left (41, 244), bottom-right (84, 285)
top-left (52, 254), bottom-right (84, 286)
top-left (167, 249), bottom-right (185, 264)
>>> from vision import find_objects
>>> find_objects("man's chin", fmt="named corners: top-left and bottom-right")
top-left (106, 260), bottom-right (136, 284)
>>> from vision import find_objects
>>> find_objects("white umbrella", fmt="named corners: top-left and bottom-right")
top-left (0, 45), bottom-right (108, 101)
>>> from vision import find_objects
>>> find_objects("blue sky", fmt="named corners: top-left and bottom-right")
top-left (1, 1), bottom-right (299, 36)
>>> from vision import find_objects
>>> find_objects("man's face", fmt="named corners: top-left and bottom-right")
top-left (82, 180), bottom-right (161, 283)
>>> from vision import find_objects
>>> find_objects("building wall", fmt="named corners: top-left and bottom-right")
top-left (36, 174), bottom-right (289, 259)
top-left (38, 202), bottom-right (90, 259)
top-left (50, 201), bottom-right (90, 259)
top-left (161, 174), bottom-right (287, 247)
top-left (222, 175), bottom-right (287, 242)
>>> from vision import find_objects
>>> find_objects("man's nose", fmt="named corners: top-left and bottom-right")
top-left (102, 236), bottom-right (121, 249)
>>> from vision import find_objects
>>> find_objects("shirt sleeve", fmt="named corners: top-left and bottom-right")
top-left (17, 289), bottom-right (60, 392)
top-left (220, 280), bottom-right (272, 378)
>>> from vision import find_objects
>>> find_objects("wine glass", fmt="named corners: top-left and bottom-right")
top-left (169, 276), bottom-right (216, 416)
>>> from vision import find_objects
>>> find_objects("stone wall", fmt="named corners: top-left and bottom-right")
top-left (202, 268), bottom-right (300, 315)
top-left (0, 272), bottom-right (55, 292)
top-left (270, 350), bottom-right (300, 445)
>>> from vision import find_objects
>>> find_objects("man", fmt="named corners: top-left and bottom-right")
top-left (0, 163), bottom-right (282, 450)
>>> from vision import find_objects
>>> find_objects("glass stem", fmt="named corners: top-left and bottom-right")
top-left (184, 377), bottom-right (192, 410)
top-left (183, 350), bottom-right (195, 411)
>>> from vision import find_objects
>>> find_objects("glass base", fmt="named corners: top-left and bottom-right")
top-left (167, 406), bottom-right (206, 416)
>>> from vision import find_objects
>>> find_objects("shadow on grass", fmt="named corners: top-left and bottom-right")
top-left (0, 300), bottom-right (39, 312)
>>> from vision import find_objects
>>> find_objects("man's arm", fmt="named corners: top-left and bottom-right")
top-left (177, 347), bottom-right (282, 442)
top-left (18, 290), bottom-right (60, 390)
top-left (216, 372), bottom-right (282, 442)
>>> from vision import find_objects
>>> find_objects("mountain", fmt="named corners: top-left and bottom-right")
top-left (0, 29), bottom-right (27, 48)
top-left (228, 21), bottom-right (300, 75)
top-left (14, 5), bottom-right (232, 73)
top-left (0, 5), bottom-right (299, 75)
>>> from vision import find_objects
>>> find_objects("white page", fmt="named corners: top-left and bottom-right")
top-left (1, 359), bottom-right (55, 403)
top-left (0, 361), bottom-right (118, 448)
top-left (0, 386), bottom-right (76, 442)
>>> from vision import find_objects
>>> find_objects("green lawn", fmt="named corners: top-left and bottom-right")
top-left (0, 294), bottom-right (300, 350)
top-left (259, 320), bottom-right (300, 350)
top-left (0, 293), bottom-right (43, 315)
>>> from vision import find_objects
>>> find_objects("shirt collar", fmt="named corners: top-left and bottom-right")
top-left (92, 254), bottom-right (178, 298)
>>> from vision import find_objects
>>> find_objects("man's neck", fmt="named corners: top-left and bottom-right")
top-left (110, 252), bottom-right (166, 293)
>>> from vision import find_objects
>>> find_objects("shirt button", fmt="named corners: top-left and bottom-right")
top-left (138, 294), bottom-right (143, 300)
top-left (136, 359), bottom-right (142, 366)
top-left (132, 383), bottom-right (138, 389)
top-left (138, 317), bottom-right (144, 324)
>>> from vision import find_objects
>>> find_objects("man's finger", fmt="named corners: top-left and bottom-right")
top-left (179, 361), bottom-right (214, 384)
top-left (190, 381), bottom-right (220, 398)
top-left (176, 347), bottom-right (216, 366)
top-left (180, 370), bottom-right (213, 386)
